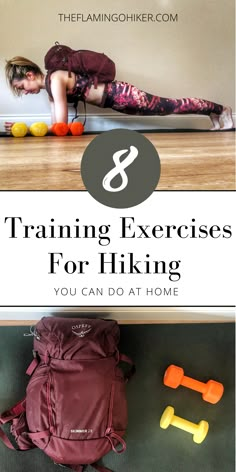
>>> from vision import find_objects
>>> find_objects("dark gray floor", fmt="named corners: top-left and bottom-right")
top-left (0, 323), bottom-right (235, 472)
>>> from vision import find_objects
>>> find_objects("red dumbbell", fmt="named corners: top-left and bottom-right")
top-left (163, 364), bottom-right (224, 404)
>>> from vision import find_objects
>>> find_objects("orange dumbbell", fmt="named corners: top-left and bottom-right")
top-left (163, 364), bottom-right (224, 404)
top-left (52, 123), bottom-right (69, 136)
top-left (69, 122), bottom-right (84, 136)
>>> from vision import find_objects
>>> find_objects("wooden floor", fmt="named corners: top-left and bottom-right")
top-left (0, 131), bottom-right (235, 190)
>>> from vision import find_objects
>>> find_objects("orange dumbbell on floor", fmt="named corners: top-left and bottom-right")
top-left (52, 123), bottom-right (69, 136)
top-left (163, 364), bottom-right (224, 404)
top-left (69, 122), bottom-right (84, 136)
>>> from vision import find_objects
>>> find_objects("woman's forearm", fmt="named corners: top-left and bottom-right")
top-left (53, 100), bottom-right (68, 123)
top-left (50, 99), bottom-right (56, 124)
top-left (50, 77), bottom-right (69, 123)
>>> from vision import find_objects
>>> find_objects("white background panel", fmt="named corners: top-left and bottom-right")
top-left (0, 191), bottom-right (234, 307)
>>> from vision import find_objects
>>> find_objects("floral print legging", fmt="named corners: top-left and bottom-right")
top-left (101, 81), bottom-right (223, 116)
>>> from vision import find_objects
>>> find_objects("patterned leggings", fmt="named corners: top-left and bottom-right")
top-left (101, 81), bottom-right (223, 116)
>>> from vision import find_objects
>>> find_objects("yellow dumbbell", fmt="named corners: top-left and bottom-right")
top-left (11, 122), bottom-right (28, 137)
top-left (160, 406), bottom-right (209, 444)
top-left (29, 122), bottom-right (48, 137)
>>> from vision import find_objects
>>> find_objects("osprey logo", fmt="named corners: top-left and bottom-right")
top-left (72, 324), bottom-right (92, 337)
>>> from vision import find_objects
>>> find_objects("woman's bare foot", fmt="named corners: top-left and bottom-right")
top-left (209, 113), bottom-right (220, 130)
top-left (219, 106), bottom-right (234, 130)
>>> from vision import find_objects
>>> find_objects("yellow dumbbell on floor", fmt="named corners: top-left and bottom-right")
top-left (160, 406), bottom-right (209, 444)
top-left (29, 122), bottom-right (48, 137)
top-left (11, 122), bottom-right (28, 137)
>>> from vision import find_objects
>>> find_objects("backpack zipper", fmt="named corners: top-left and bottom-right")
top-left (46, 371), bottom-right (54, 433)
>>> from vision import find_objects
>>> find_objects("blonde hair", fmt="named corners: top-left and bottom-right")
top-left (5, 57), bottom-right (43, 96)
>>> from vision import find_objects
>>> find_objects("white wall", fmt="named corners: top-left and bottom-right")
top-left (0, 0), bottom-right (235, 130)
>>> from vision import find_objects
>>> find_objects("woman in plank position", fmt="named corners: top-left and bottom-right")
top-left (5, 56), bottom-right (234, 132)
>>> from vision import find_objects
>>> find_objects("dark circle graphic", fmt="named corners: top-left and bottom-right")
top-left (81, 128), bottom-right (161, 208)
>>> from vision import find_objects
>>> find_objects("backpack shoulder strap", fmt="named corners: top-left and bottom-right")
top-left (91, 464), bottom-right (114, 472)
top-left (119, 353), bottom-right (136, 382)
top-left (0, 398), bottom-right (26, 424)
top-left (66, 463), bottom-right (113, 472)
top-left (0, 427), bottom-right (17, 450)
top-left (0, 356), bottom-right (42, 451)
top-left (72, 99), bottom-right (87, 126)
top-left (0, 398), bottom-right (30, 450)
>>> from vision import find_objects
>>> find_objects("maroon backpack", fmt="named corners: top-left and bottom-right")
top-left (0, 317), bottom-right (135, 472)
top-left (44, 42), bottom-right (116, 87)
